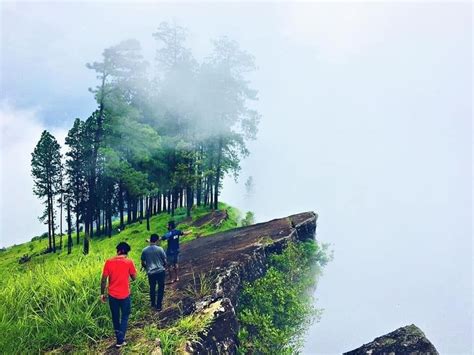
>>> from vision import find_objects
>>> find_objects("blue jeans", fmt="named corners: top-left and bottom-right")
top-left (148, 271), bottom-right (165, 309)
top-left (108, 295), bottom-right (131, 344)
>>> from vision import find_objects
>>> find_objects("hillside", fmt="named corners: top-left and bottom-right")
top-left (0, 203), bottom-right (240, 353)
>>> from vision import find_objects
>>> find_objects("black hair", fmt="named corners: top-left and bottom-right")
top-left (116, 242), bottom-right (131, 255)
top-left (150, 234), bottom-right (159, 243)
top-left (168, 220), bottom-right (176, 230)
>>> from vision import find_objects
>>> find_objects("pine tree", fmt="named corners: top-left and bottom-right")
top-left (31, 130), bottom-right (63, 253)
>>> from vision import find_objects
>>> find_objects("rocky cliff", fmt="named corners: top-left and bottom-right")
top-left (344, 324), bottom-right (439, 355)
top-left (153, 211), bottom-right (317, 354)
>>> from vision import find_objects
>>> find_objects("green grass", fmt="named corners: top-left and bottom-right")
top-left (0, 203), bottom-right (240, 354)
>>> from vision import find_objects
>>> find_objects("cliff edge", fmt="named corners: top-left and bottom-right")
top-left (152, 211), bottom-right (317, 354)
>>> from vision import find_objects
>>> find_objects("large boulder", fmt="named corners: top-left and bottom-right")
top-left (344, 324), bottom-right (439, 355)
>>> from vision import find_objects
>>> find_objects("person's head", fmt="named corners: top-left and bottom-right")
top-left (116, 242), bottom-right (131, 255)
top-left (149, 234), bottom-right (159, 244)
top-left (168, 220), bottom-right (176, 231)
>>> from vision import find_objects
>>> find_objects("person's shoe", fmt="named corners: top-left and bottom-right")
top-left (155, 306), bottom-right (162, 312)
top-left (115, 341), bottom-right (127, 348)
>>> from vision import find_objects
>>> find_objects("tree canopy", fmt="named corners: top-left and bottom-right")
top-left (32, 22), bottom-right (260, 254)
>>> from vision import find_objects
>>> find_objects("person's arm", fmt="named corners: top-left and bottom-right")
top-left (160, 248), bottom-right (167, 268)
top-left (100, 261), bottom-right (109, 303)
top-left (100, 275), bottom-right (108, 302)
top-left (140, 251), bottom-right (146, 271)
top-left (129, 261), bottom-right (138, 281)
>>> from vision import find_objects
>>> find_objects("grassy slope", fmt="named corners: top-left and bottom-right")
top-left (0, 203), bottom-right (240, 354)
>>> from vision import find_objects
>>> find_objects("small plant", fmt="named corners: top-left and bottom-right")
top-left (184, 271), bottom-right (213, 299)
top-left (18, 254), bottom-right (31, 264)
top-left (241, 211), bottom-right (255, 226)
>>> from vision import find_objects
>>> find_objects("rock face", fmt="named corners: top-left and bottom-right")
top-left (156, 211), bottom-right (317, 354)
top-left (344, 324), bottom-right (439, 355)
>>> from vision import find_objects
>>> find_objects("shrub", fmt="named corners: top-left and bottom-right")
top-left (241, 211), bottom-right (255, 226)
top-left (237, 240), bottom-right (331, 354)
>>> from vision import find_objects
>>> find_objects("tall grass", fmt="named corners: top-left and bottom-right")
top-left (0, 203), bottom-right (239, 353)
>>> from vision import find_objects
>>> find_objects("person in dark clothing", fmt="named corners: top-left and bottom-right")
top-left (162, 220), bottom-right (191, 283)
top-left (100, 242), bottom-right (137, 349)
top-left (141, 234), bottom-right (167, 311)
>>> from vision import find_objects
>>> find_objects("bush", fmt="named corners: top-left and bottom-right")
top-left (241, 211), bottom-right (255, 226)
top-left (31, 232), bottom-right (48, 242)
top-left (237, 240), bottom-right (331, 354)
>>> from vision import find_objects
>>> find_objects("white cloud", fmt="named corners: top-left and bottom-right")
top-left (0, 101), bottom-right (67, 247)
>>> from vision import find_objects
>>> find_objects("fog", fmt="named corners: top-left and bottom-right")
top-left (1, 2), bottom-right (472, 354)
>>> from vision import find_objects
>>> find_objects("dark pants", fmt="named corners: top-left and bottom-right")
top-left (108, 295), bottom-right (131, 344)
top-left (148, 271), bottom-right (165, 308)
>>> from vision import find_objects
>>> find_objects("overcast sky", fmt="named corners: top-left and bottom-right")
top-left (0, 1), bottom-right (472, 354)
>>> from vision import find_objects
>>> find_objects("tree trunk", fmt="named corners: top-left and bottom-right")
top-left (167, 190), bottom-right (171, 214)
top-left (67, 200), bottom-right (72, 254)
top-left (76, 212), bottom-right (80, 245)
top-left (50, 194), bottom-right (56, 252)
top-left (107, 205), bottom-right (112, 237)
top-left (59, 194), bottom-right (63, 249)
top-left (213, 138), bottom-right (223, 210)
top-left (46, 194), bottom-right (52, 252)
top-left (203, 179), bottom-right (208, 206)
top-left (102, 209), bottom-right (106, 236)
top-left (119, 182), bottom-right (124, 229)
top-left (133, 199), bottom-right (138, 222)
top-left (186, 186), bottom-right (193, 217)
top-left (95, 213), bottom-right (99, 236)
top-left (83, 231), bottom-right (89, 255)
top-left (146, 196), bottom-right (150, 231)
top-left (196, 146), bottom-right (203, 206)
top-left (126, 190), bottom-right (132, 225)
top-left (172, 189), bottom-right (177, 216)
top-left (104, 210), bottom-right (108, 237)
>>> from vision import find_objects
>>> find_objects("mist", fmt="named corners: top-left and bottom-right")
top-left (1, 1), bottom-right (471, 354)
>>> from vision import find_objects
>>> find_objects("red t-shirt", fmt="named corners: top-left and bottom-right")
top-left (102, 256), bottom-right (137, 299)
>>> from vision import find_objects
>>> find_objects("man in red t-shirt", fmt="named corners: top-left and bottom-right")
top-left (100, 242), bottom-right (137, 348)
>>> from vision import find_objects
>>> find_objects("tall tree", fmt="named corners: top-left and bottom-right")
top-left (31, 130), bottom-right (62, 253)
top-left (85, 39), bottom-right (149, 243)
top-left (198, 37), bottom-right (260, 209)
top-left (65, 118), bottom-right (86, 245)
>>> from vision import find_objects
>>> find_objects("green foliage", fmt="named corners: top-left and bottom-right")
top-left (184, 271), bottom-right (213, 299)
top-left (31, 130), bottom-right (62, 200)
top-left (237, 241), bottom-right (332, 354)
top-left (0, 204), bottom-right (238, 353)
top-left (132, 311), bottom-right (214, 355)
top-left (241, 211), bottom-right (255, 226)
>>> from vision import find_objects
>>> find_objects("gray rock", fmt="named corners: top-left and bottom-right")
top-left (344, 324), bottom-right (439, 355)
